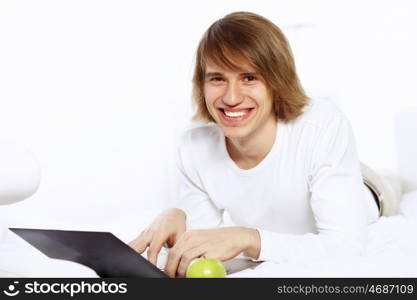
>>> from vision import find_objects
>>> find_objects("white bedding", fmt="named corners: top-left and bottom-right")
top-left (1, 192), bottom-right (416, 277)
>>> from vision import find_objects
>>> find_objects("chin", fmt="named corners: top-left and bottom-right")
top-left (218, 124), bottom-right (250, 140)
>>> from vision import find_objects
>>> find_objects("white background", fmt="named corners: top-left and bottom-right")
top-left (0, 0), bottom-right (416, 227)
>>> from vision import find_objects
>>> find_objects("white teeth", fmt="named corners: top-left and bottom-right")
top-left (224, 110), bottom-right (246, 117)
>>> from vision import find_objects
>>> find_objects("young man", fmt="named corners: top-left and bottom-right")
top-left (129, 12), bottom-right (401, 278)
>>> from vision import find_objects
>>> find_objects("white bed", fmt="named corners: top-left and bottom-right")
top-left (1, 190), bottom-right (416, 277)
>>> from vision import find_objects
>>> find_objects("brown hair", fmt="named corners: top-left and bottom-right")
top-left (192, 11), bottom-right (310, 123)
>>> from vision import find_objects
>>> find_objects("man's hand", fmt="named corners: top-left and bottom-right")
top-left (129, 208), bottom-right (186, 266)
top-left (164, 227), bottom-right (260, 278)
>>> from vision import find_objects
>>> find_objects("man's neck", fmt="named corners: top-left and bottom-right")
top-left (226, 116), bottom-right (277, 170)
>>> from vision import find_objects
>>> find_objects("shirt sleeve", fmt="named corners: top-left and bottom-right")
top-left (253, 114), bottom-right (370, 263)
top-left (173, 134), bottom-right (223, 230)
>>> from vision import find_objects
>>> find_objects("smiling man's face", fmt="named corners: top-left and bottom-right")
top-left (203, 61), bottom-right (276, 142)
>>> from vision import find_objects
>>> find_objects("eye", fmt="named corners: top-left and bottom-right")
top-left (243, 75), bottom-right (256, 82)
top-left (210, 76), bottom-right (224, 82)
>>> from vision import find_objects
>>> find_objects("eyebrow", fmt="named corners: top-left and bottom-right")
top-left (205, 71), bottom-right (259, 76)
top-left (240, 72), bottom-right (259, 76)
top-left (205, 72), bottom-right (223, 77)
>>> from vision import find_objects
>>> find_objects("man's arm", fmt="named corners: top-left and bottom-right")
top-left (249, 114), bottom-right (369, 263)
top-left (174, 132), bottom-right (224, 229)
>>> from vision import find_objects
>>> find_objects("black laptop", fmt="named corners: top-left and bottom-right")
top-left (9, 228), bottom-right (168, 278)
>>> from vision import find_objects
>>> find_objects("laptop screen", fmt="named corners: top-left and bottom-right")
top-left (9, 228), bottom-right (168, 278)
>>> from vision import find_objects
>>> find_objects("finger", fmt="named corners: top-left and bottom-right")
top-left (166, 231), bottom-right (181, 248)
top-left (128, 231), bottom-right (151, 254)
top-left (147, 234), bottom-right (166, 266)
top-left (176, 247), bottom-right (205, 278)
top-left (164, 246), bottom-right (182, 278)
top-left (164, 231), bottom-right (199, 277)
top-left (128, 236), bottom-right (140, 248)
top-left (128, 228), bottom-right (147, 247)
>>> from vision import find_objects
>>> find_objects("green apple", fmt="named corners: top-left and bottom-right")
top-left (186, 258), bottom-right (227, 278)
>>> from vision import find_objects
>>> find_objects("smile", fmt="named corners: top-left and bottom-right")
top-left (219, 108), bottom-right (254, 123)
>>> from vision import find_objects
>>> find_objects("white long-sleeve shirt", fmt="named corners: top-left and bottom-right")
top-left (175, 99), bottom-right (378, 263)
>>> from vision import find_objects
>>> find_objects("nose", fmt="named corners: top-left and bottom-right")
top-left (222, 81), bottom-right (243, 107)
